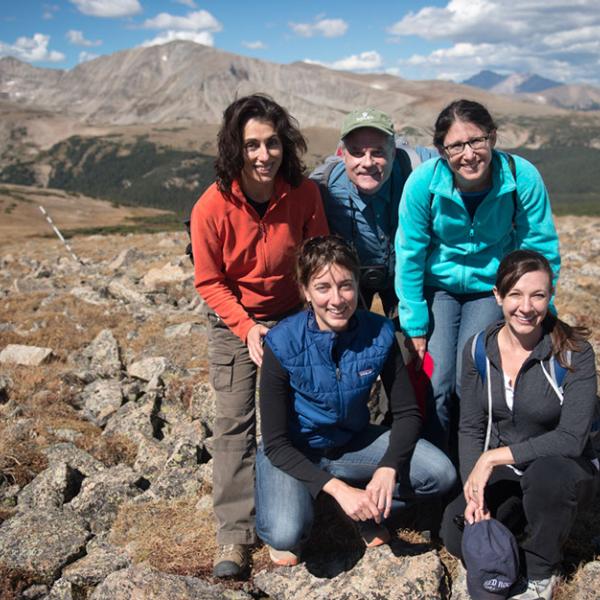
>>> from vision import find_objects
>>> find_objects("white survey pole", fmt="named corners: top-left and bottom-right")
top-left (39, 205), bottom-right (83, 264)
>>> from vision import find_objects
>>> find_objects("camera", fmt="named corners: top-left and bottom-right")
top-left (359, 265), bottom-right (387, 290)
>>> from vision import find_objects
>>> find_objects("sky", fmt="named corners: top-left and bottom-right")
top-left (1, 0), bottom-right (599, 86)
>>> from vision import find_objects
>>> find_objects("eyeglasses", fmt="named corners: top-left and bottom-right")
top-left (443, 135), bottom-right (490, 157)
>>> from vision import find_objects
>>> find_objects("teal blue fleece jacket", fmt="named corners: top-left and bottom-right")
top-left (395, 151), bottom-right (560, 338)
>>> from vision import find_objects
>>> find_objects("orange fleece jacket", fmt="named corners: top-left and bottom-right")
top-left (191, 176), bottom-right (329, 342)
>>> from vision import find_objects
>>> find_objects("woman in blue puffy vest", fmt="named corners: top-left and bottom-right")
top-left (255, 235), bottom-right (456, 566)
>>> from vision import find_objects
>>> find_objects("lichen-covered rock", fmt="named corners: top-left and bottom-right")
top-left (62, 534), bottom-right (131, 587)
top-left (0, 344), bottom-right (52, 366)
top-left (448, 561), bottom-right (468, 599)
top-left (42, 442), bottom-right (104, 476)
top-left (72, 328), bottom-right (122, 377)
top-left (142, 263), bottom-right (192, 291)
top-left (164, 321), bottom-right (205, 338)
top-left (134, 464), bottom-right (204, 502)
top-left (69, 465), bottom-right (144, 533)
top-left (107, 278), bottom-right (150, 305)
top-left (189, 382), bottom-right (215, 430)
top-left (46, 578), bottom-right (78, 600)
top-left (566, 561), bottom-right (600, 599)
top-left (133, 436), bottom-right (170, 479)
top-left (254, 543), bottom-right (444, 600)
top-left (127, 356), bottom-right (168, 382)
top-left (17, 463), bottom-right (85, 512)
top-left (89, 563), bottom-right (253, 599)
top-left (22, 583), bottom-right (48, 598)
top-left (0, 509), bottom-right (89, 584)
top-left (80, 379), bottom-right (124, 427)
top-left (102, 397), bottom-right (157, 446)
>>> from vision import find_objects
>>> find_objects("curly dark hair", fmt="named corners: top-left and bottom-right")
top-left (433, 99), bottom-right (497, 152)
top-left (215, 94), bottom-right (307, 194)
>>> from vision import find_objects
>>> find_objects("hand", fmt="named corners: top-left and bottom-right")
top-left (322, 478), bottom-right (381, 522)
top-left (463, 454), bottom-right (494, 511)
top-left (247, 324), bottom-right (269, 367)
top-left (366, 467), bottom-right (396, 521)
top-left (464, 498), bottom-right (491, 525)
top-left (405, 336), bottom-right (427, 369)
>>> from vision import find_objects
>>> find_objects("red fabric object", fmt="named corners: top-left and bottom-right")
top-left (406, 351), bottom-right (434, 418)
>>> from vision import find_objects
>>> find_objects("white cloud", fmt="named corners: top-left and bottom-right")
top-left (0, 33), bottom-right (65, 63)
top-left (388, 0), bottom-right (600, 85)
top-left (67, 30), bottom-right (102, 47)
top-left (69, 0), bottom-right (141, 18)
top-left (290, 17), bottom-right (348, 38)
top-left (139, 9), bottom-right (221, 49)
top-left (174, 0), bottom-right (197, 7)
top-left (142, 10), bottom-right (221, 32)
top-left (305, 50), bottom-right (383, 72)
top-left (242, 41), bottom-right (266, 50)
top-left (79, 51), bottom-right (99, 63)
top-left (42, 4), bottom-right (59, 20)
top-left (141, 30), bottom-right (215, 48)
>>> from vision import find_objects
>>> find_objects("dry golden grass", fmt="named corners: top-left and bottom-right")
top-left (110, 496), bottom-right (216, 578)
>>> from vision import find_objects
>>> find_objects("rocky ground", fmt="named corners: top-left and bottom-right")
top-left (0, 216), bottom-right (599, 599)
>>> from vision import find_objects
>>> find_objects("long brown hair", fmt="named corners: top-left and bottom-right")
top-left (215, 94), bottom-right (307, 194)
top-left (495, 250), bottom-right (590, 367)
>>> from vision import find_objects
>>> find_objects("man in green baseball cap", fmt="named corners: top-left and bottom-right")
top-left (310, 108), bottom-right (437, 317)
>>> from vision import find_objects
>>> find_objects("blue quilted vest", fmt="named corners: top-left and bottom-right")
top-left (264, 309), bottom-right (395, 450)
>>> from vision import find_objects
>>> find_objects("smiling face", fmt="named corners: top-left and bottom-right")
top-left (303, 262), bottom-right (358, 333)
top-left (342, 128), bottom-right (395, 195)
top-left (443, 119), bottom-right (496, 192)
top-left (494, 269), bottom-right (552, 338)
top-left (240, 118), bottom-right (283, 199)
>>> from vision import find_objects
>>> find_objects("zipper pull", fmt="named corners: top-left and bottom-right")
top-left (336, 367), bottom-right (341, 381)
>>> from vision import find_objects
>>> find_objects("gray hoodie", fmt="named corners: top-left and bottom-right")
top-left (459, 321), bottom-right (597, 482)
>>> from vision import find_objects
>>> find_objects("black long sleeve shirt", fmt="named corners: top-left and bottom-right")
top-left (259, 341), bottom-right (422, 498)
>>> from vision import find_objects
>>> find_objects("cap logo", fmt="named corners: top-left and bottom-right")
top-left (356, 112), bottom-right (374, 122)
top-left (483, 578), bottom-right (511, 592)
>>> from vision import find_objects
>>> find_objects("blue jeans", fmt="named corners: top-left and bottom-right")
top-left (255, 425), bottom-right (456, 551)
top-left (422, 288), bottom-right (502, 450)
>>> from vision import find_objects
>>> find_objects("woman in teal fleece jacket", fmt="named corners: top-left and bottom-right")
top-left (395, 99), bottom-right (560, 452)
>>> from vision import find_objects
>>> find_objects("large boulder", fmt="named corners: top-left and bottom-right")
top-left (17, 462), bottom-right (85, 512)
top-left (62, 535), bottom-right (131, 587)
top-left (254, 543), bottom-right (444, 600)
top-left (89, 563), bottom-right (252, 599)
top-left (0, 509), bottom-right (89, 584)
top-left (0, 344), bottom-right (52, 366)
top-left (127, 356), bottom-right (169, 382)
top-left (42, 443), bottom-right (104, 477)
top-left (80, 379), bottom-right (124, 427)
top-left (72, 329), bottom-right (122, 377)
top-left (69, 465), bottom-right (145, 534)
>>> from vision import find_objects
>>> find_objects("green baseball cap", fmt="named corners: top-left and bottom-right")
top-left (340, 108), bottom-right (395, 139)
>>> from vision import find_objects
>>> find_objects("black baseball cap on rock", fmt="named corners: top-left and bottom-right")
top-left (461, 518), bottom-right (520, 600)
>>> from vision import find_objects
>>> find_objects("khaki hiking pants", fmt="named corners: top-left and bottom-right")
top-left (207, 310), bottom-right (280, 545)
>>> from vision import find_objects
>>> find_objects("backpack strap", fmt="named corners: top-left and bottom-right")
top-left (471, 330), bottom-right (488, 382)
top-left (506, 153), bottom-right (518, 226)
top-left (310, 156), bottom-right (343, 208)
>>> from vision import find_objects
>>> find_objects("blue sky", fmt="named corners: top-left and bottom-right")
top-left (1, 0), bottom-right (599, 86)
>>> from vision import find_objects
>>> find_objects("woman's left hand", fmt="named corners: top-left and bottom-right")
top-left (366, 467), bottom-right (397, 521)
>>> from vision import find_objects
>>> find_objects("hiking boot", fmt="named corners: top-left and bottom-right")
top-left (509, 575), bottom-right (557, 600)
top-left (267, 545), bottom-right (300, 567)
top-left (213, 544), bottom-right (249, 578)
top-left (357, 520), bottom-right (391, 548)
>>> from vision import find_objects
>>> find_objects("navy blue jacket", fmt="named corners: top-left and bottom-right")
top-left (265, 309), bottom-right (396, 450)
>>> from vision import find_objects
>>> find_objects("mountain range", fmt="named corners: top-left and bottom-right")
top-left (462, 70), bottom-right (600, 111)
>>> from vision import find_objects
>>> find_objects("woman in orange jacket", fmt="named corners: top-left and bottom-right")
top-left (190, 94), bottom-right (328, 578)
